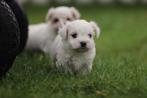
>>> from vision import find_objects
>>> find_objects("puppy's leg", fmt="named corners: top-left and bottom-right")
top-left (42, 47), bottom-right (49, 54)
top-left (77, 64), bottom-right (92, 75)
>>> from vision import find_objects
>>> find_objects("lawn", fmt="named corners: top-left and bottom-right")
top-left (0, 5), bottom-right (147, 98)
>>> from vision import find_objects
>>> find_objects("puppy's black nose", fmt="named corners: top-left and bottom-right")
top-left (80, 42), bottom-right (87, 47)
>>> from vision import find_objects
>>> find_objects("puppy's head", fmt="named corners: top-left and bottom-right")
top-left (59, 20), bottom-right (100, 52)
top-left (46, 6), bottom-right (80, 32)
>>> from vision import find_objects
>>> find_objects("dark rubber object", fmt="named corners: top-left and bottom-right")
top-left (5, 0), bottom-right (28, 54)
top-left (0, 0), bottom-right (20, 78)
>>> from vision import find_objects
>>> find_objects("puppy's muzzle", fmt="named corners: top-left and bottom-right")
top-left (80, 42), bottom-right (87, 48)
top-left (75, 41), bottom-right (88, 52)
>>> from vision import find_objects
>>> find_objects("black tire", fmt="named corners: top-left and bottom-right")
top-left (0, 0), bottom-right (20, 78)
top-left (5, 0), bottom-right (28, 54)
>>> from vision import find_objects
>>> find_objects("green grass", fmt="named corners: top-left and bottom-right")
top-left (0, 5), bottom-right (147, 98)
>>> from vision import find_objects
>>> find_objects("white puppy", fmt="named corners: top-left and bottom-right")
top-left (51, 20), bottom-right (100, 74)
top-left (26, 6), bottom-right (80, 53)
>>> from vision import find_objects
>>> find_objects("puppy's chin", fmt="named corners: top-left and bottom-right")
top-left (73, 47), bottom-right (89, 52)
top-left (51, 26), bottom-right (59, 32)
top-left (50, 24), bottom-right (59, 32)
top-left (54, 27), bottom-right (59, 32)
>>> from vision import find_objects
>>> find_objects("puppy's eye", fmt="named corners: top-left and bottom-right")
top-left (53, 18), bottom-right (59, 23)
top-left (67, 18), bottom-right (71, 21)
top-left (88, 34), bottom-right (92, 38)
top-left (71, 33), bottom-right (77, 38)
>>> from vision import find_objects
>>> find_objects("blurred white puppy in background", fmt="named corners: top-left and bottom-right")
top-left (51, 20), bottom-right (100, 75)
top-left (25, 6), bottom-right (80, 53)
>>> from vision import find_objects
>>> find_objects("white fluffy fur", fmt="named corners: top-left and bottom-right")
top-left (25, 6), bottom-right (80, 53)
top-left (51, 20), bottom-right (100, 74)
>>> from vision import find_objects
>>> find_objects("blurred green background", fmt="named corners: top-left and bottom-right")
top-left (0, 1), bottom-right (147, 98)
top-left (17, 0), bottom-right (147, 5)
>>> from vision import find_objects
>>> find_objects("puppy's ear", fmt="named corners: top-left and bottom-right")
top-left (46, 8), bottom-right (54, 21)
top-left (90, 21), bottom-right (100, 39)
top-left (70, 7), bottom-right (80, 19)
top-left (59, 25), bottom-right (68, 40)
